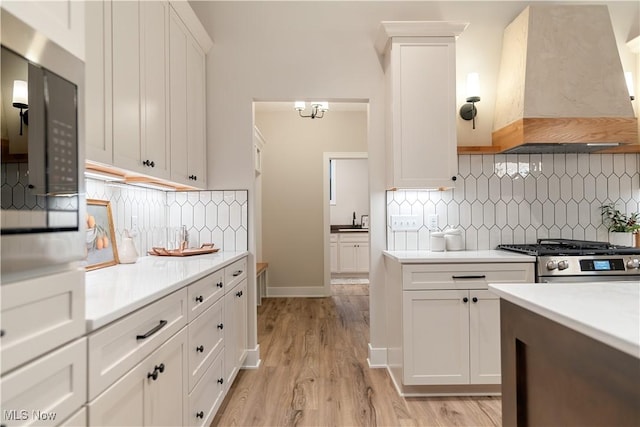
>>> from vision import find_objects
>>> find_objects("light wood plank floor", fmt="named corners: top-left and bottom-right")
top-left (212, 285), bottom-right (501, 426)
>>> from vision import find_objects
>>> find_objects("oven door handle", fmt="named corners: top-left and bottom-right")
top-left (452, 275), bottom-right (486, 279)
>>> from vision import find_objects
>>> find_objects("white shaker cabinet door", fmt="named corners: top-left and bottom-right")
top-left (469, 289), bottom-right (501, 384)
top-left (111, 0), bottom-right (142, 173)
top-left (402, 289), bottom-right (470, 385)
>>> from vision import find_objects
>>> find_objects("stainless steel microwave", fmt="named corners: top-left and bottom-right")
top-left (1, 10), bottom-right (85, 279)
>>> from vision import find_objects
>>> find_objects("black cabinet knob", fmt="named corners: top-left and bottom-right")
top-left (236, 290), bottom-right (243, 297)
top-left (463, 297), bottom-right (469, 303)
top-left (147, 370), bottom-right (159, 381)
top-left (0, 329), bottom-right (4, 338)
top-left (451, 176), bottom-right (457, 181)
top-left (143, 160), bottom-right (155, 168)
top-left (28, 184), bottom-right (35, 189)
top-left (217, 323), bottom-right (224, 330)
top-left (216, 282), bottom-right (223, 288)
top-left (195, 295), bottom-right (203, 303)
top-left (217, 378), bottom-right (224, 384)
top-left (157, 363), bottom-right (165, 373)
top-left (196, 411), bottom-right (204, 419)
top-left (196, 345), bottom-right (204, 353)
top-left (472, 297), bottom-right (478, 303)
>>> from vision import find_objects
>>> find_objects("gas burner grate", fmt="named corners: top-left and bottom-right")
top-left (498, 238), bottom-right (640, 256)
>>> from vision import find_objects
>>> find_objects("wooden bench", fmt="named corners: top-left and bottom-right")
top-left (256, 262), bottom-right (268, 305)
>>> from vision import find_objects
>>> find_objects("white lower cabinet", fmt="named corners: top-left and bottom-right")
top-left (187, 298), bottom-right (224, 392)
top-left (403, 288), bottom-right (500, 385)
top-left (187, 351), bottom-right (225, 427)
top-left (386, 259), bottom-right (534, 393)
top-left (224, 278), bottom-right (247, 387)
top-left (333, 232), bottom-right (369, 274)
top-left (88, 327), bottom-right (188, 427)
top-left (0, 338), bottom-right (87, 427)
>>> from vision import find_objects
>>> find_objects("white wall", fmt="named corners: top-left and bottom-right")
top-left (190, 0), bottom-right (639, 360)
top-left (331, 158), bottom-right (369, 225)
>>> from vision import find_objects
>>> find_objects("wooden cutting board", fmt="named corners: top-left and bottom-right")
top-left (148, 243), bottom-right (219, 257)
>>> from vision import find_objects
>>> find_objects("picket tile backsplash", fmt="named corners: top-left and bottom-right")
top-left (387, 153), bottom-right (640, 251)
top-left (86, 179), bottom-right (248, 255)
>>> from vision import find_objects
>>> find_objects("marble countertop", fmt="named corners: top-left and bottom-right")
top-left (85, 251), bottom-right (248, 331)
top-left (490, 282), bottom-right (640, 358)
top-left (383, 249), bottom-right (536, 263)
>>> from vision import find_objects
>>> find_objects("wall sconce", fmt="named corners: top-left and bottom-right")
top-left (12, 80), bottom-right (28, 135)
top-left (459, 73), bottom-right (480, 129)
top-left (294, 101), bottom-right (329, 119)
top-left (624, 71), bottom-right (635, 101)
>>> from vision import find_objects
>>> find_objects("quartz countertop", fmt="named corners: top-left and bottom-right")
top-left (490, 282), bottom-right (640, 358)
top-left (85, 251), bottom-right (248, 331)
top-left (383, 249), bottom-right (536, 263)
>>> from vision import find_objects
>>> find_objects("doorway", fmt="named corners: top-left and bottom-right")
top-left (323, 153), bottom-right (369, 295)
top-left (254, 101), bottom-right (368, 297)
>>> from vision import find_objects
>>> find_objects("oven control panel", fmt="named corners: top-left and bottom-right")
top-left (538, 255), bottom-right (640, 277)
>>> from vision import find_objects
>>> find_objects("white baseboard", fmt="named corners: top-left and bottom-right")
top-left (266, 286), bottom-right (327, 297)
top-left (367, 343), bottom-right (387, 368)
top-left (243, 344), bottom-right (261, 369)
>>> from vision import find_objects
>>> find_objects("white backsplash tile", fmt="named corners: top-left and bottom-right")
top-left (86, 180), bottom-right (248, 254)
top-left (387, 153), bottom-right (640, 250)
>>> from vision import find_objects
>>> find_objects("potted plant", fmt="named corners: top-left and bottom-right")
top-left (600, 203), bottom-right (640, 247)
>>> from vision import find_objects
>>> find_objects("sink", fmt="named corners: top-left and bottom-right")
top-left (338, 228), bottom-right (367, 232)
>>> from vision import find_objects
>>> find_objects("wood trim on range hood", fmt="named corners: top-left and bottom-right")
top-left (483, 5), bottom-right (638, 155)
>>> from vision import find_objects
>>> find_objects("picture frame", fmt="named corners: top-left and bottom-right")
top-left (86, 199), bottom-right (119, 270)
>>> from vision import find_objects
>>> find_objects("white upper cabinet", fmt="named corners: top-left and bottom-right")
top-left (85, 0), bottom-right (212, 186)
top-left (1, 1), bottom-right (85, 60)
top-left (376, 22), bottom-right (467, 190)
top-left (169, 5), bottom-right (209, 188)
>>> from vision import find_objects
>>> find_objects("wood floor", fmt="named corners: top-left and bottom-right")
top-left (212, 284), bottom-right (501, 426)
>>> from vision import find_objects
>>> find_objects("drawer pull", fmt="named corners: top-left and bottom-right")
top-left (217, 377), bottom-right (224, 384)
top-left (196, 345), bottom-right (204, 353)
top-left (217, 323), bottom-right (224, 330)
top-left (232, 270), bottom-right (243, 277)
top-left (195, 295), bottom-right (204, 303)
top-left (216, 282), bottom-right (223, 288)
top-left (472, 297), bottom-right (478, 303)
top-left (147, 369), bottom-right (159, 381)
top-left (463, 297), bottom-right (469, 303)
top-left (136, 320), bottom-right (168, 340)
top-left (196, 411), bottom-right (204, 419)
top-left (236, 290), bottom-right (243, 297)
top-left (452, 275), bottom-right (486, 279)
top-left (0, 329), bottom-right (4, 337)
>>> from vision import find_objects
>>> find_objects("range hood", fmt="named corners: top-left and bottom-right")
top-left (492, 5), bottom-right (638, 154)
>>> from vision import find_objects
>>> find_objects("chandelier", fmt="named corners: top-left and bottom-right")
top-left (294, 101), bottom-right (329, 119)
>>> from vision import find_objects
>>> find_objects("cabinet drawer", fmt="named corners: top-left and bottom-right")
top-left (188, 350), bottom-right (225, 427)
top-left (1, 269), bottom-right (85, 374)
top-left (0, 338), bottom-right (87, 427)
top-left (187, 269), bottom-right (224, 322)
top-left (187, 298), bottom-right (224, 392)
top-left (339, 233), bottom-right (369, 243)
top-left (224, 257), bottom-right (247, 292)
top-left (88, 288), bottom-right (187, 400)
top-left (403, 263), bottom-right (534, 290)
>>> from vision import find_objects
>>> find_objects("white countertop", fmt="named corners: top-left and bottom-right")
top-left (490, 282), bottom-right (640, 358)
top-left (85, 251), bottom-right (248, 331)
top-left (383, 249), bottom-right (536, 263)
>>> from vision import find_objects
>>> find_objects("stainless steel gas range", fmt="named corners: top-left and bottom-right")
top-left (498, 239), bottom-right (640, 283)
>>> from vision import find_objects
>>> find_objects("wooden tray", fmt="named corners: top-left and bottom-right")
top-left (148, 243), bottom-right (219, 257)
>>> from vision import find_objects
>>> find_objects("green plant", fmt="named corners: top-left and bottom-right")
top-left (600, 203), bottom-right (640, 232)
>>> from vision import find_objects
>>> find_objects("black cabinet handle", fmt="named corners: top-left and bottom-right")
top-left (189, 175), bottom-right (198, 181)
top-left (463, 297), bottom-right (469, 303)
top-left (195, 295), bottom-right (203, 303)
top-left (196, 411), bottom-right (204, 419)
top-left (196, 345), bottom-right (204, 353)
top-left (452, 275), bottom-right (486, 279)
top-left (216, 282), bottom-right (223, 288)
top-left (157, 363), bottom-right (165, 373)
top-left (232, 270), bottom-right (243, 277)
top-left (136, 320), bottom-right (168, 340)
top-left (217, 323), bottom-right (224, 330)
top-left (0, 329), bottom-right (4, 338)
top-left (147, 369), bottom-right (159, 381)
top-left (217, 378), bottom-right (224, 384)
top-left (472, 297), bottom-right (478, 303)
top-left (142, 160), bottom-right (155, 168)
top-left (236, 290), bottom-right (243, 297)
